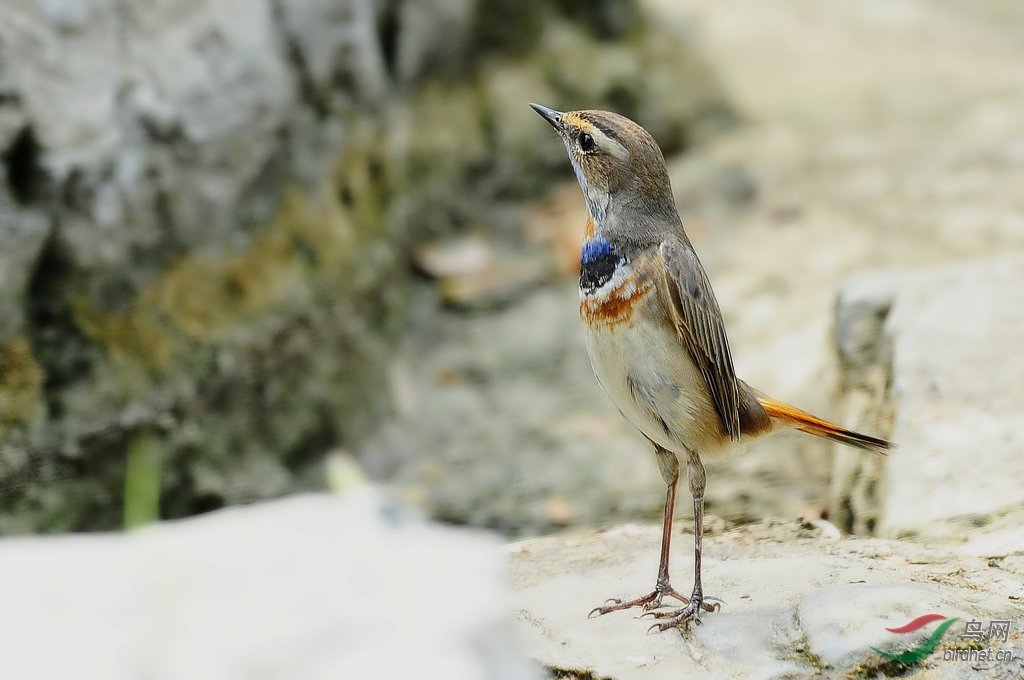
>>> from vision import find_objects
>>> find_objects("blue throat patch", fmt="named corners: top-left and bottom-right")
top-left (580, 237), bottom-right (613, 265)
top-left (579, 236), bottom-right (620, 293)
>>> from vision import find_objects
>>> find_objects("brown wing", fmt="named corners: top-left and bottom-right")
top-left (659, 239), bottom-right (741, 441)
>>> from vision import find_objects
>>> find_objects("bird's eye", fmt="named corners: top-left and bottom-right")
top-left (579, 133), bottom-right (595, 152)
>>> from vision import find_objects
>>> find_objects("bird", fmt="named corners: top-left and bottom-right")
top-left (530, 103), bottom-right (892, 632)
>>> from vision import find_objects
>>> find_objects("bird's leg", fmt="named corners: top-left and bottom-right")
top-left (589, 446), bottom-right (692, 617)
top-left (647, 451), bottom-right (720, 631)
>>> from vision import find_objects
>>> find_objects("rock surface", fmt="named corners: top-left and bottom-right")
top-left (0, 0), bottom-right (408, 532)
top-left (834, 256), bottom-right (1024, 541)
top-left (511, 522), bottom-right (1024, 679)
top-left (0, 491), bottom-right (540, 680)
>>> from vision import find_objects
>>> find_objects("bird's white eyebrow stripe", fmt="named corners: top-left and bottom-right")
top-left (573, 118), bottom-right (629, 160)
top-left (589, 126), bottom-right (629, 160)
top-left (593, 128), bottom-right (622, 159)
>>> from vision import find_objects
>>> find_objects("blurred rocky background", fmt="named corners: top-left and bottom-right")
top-left (0, 0), bottom-right (732, 533)
top-left (3, 0), bottom-right (1024, 677)
top-left (2, 0), bottom-right (1024, 543)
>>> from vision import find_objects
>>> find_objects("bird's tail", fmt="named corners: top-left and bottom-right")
top-left (756, 394), bottom-right (892, 455)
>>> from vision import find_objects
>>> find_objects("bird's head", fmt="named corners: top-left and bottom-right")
top-left (531, 104), bottom-right (678, 238)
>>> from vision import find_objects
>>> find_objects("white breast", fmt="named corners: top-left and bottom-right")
top-left (580, 282), bottom-right (732, 459)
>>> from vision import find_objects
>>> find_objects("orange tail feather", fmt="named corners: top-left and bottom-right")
top-left (756, 394), bottom-right (892, 455)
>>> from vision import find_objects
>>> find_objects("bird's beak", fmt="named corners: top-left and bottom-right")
top-left (530, 103), bottom-right (564, 131)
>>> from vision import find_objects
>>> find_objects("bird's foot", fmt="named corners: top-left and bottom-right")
top-left (643, 591), bottom-right (721, 633)
top-left (588, 581), bottom-right (697, 618)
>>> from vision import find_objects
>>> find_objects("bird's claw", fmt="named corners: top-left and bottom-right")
top-left (588, 583), bottom-right (694, 620)
top-left (589, 582), bottom-right (720, 633)
top-left (589, 597), bottom-right (628, 618)
top-left (644, 594), bottom-right (716, 632)
top-left (646, 614), bottom-right (702, 635)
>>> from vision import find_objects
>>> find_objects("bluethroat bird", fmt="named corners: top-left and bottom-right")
top-left (531, 103), bottom-right (892, 632)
